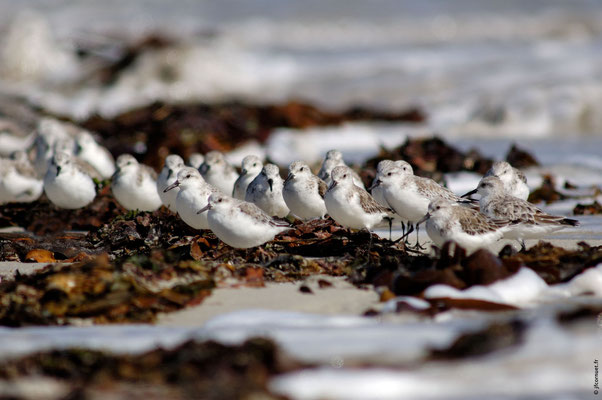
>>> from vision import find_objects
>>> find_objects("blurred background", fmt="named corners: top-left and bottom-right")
top-left (1, 0), bottom-right (602, 145)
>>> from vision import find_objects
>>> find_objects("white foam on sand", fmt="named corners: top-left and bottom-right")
top-left (269, 319), bottom-right (596, 400)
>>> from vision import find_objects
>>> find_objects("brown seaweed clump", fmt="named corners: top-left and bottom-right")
top-left (362, 136), bottom-right (493, 187)
top-left (82, 101), bottom-right (425, 170)
top-left (0, 254), bottom-right (214, 326)
top-left (528, 174), bottom-right (567, 204)
top-left (573, 200), bottom-right (602, 215)
top-left (0, 338), bottom-right (294, 400)
top-left (500, 241), bottom-right (602, 284)
top-left (505, 143), bottom-right (539, 168)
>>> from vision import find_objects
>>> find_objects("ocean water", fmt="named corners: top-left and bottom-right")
top-left (1, 0), bottom-right (602, 137)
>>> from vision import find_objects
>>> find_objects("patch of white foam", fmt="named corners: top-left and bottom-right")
top-left (266, 123), bottom-right (407, 167)
top-left (425, 268), bottom-right (549, 307)
top-left (196, 310), bottom-right (482, 364)
top-left (270, 319), bottom-right (596, 400)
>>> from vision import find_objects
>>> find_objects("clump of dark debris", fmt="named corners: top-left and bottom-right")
top-left (573, 200), bottom-right (602, 215)
top-left (0, 338), bottom-right (295, 400)
top-left (82, 101), bottom-right (425, 170)
top-left (528, 174), bottom-right (567, 204)
top-left (361, 136), bottom-right (494, 186)
top-left (0, 254), bottom-right (214, 326)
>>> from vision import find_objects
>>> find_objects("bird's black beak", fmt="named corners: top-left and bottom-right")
top-left (461, 188), bottom-right (478, 198)
top-left (197, 203), bottom-right (212, 214)
top-left (284, 173), bottom-right (294, 185)
top-left (368, 179), bottom-right (381, 191)
top-left (56, 166), bottom-right (61, 176)
top-left (268, 178), bottom-right (273, 192)
top-left (328, 181), bottom-right (337, 191)
top-left (416, 212), bottom-right (431, 226)
top-left (164, 180), bottom-right (180, 192)
top-left (241, 168), bottom-right (248, 176)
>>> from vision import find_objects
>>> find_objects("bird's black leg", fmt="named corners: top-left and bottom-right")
top-left (413, 223), bottom-right (425, 250)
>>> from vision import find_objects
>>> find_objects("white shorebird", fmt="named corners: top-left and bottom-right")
top-left (156, 154), bottom-right (185, 212)
top-left (371, 162), bottom-right (471, 248)
top-left (187, 153), bottom-right (204, 170)
top-left (245, 163), bottom-right (290, 218)
top-left (43, 151), bottom-right (97, 209)
top-left (283, 160), bottom-right (328, 221)
top-left (324, 166), bottom-right (393, 243)
top-left (232, 155), bottom-right (263, 200)
top-left (464, 161), bottom-right (529, 201)
top-left (197, 193), bottom-right (291, 249)
top-left (164, 167), bottom-right (219, 230)
top-left (473, 176), bottom-right (579, 249)
top-left (318, 149), bottom-right (364, 188)
top-left (370, 159), bottom-right (413, 238)
top-left (413, 198), bottom-right (510, 253)
top-left (111, 154), bottom-right (163, 211)
top-left (199, 151), bottom-right (239, 195)
top-left (0, 151), bottom-right (43, 204)
top-left (73, 130), bottom-right (115, 179)
top-left (33, 118), bottom-right (78, 176)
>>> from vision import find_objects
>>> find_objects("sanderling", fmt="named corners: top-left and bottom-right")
top-left (324, 165), bottom-right (392, 232)
top-left (232, 155), bottom-right (263, 200)
top-left (318, 149), bottom-right (364, 188)
top-left (74, 130), bottom-right (115, 179)
top-left (370, 159), bottom-right (412, 237)
top-left (112, 154), bottom-right (163, 211)
top-left (473, 176), bottom-right (579, 248)
top-left (414, 198), bottom-right (510, 253)
top-left (246, 163), bottom-right (290, 218)
top-left (282, 160), bottom-right (328, 221)
top-left (43, 151), bottom-right (96, 209)
top-left (199, 151), bottom-right (239, 195)
top-left (464, 161), bottom-right (529, 200)
top-left (33, 118), bottom-right (78, 176)
top-left (0, 119), bottom-right (34, 157)
top-left (0, 151), bottom-right (43, 204)
top-left (156, 154), bottom-right (185, 212)
top-left (164, 167), bottom-right (219, 229)
top-left (197, 193), bottom-right (291, 248)
top-left (187, 153), bottom-right (204, 170)
top-left (371, 162), bottom-right (470, 247)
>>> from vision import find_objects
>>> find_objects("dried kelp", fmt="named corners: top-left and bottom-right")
top-left (362, 136), bottom-right (493, 186)
top-left (0, 338), bottom-right (293, 400)
top-left (82, 101), bottom-right (424, 170)
top-left (573, 200), bottom-right (602, 215)
top-left (0, 254), bottom-right (214, 326)
top-left (528, 174), bottom-right (567, 204)
top-left (500, 241), bottom-right (602, 284)
top-left (430, 320), bottom-right (526, 360)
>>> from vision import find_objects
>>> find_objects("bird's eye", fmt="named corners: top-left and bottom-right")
top-left (343, 174), bottom-right (347, 178)
top-left (186, 174), bottom-right (191, 178)
top-left (300, 167), bottom-right (304, 171)
top-left (387, 172), bottom-right (392, 176)
top-left (253, 163), bottom-right (257, 167)
top-left (218, 198), bottom-right (222, 203)
top-left (436, 206), bottom-right (440, 210)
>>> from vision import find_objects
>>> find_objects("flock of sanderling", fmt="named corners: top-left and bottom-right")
top-left (0, 118), bottom-right (579, 252)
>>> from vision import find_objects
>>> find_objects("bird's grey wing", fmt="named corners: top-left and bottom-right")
top-left (458, 207), bottom-right (502, 235)
top-left (357, 187), bottom-right (393, 215)
top-left (238, 201), bottom-right (289, 227)
top-left (415, 176), bottom-right (458, 201)
top-left (316, 177), bottom-right (328, 198)
top-left (74, 158), bottom-right (102, 180)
